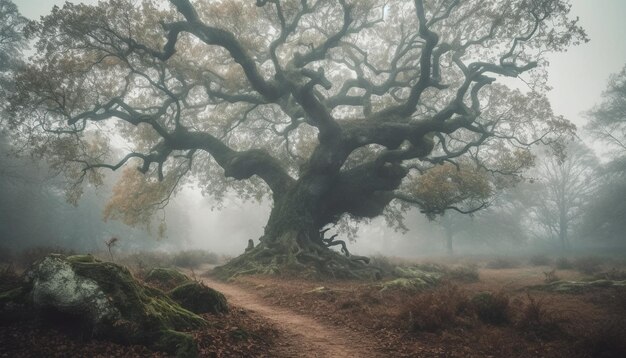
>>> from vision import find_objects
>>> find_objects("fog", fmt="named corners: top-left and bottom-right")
top-left (2, 133), bottom-right (625, 260)
top-left (2, 0), bottom-right (625, 262)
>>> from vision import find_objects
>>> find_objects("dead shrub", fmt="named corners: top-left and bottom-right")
top-left (400, 285), bottom-right (470, 332)
top-left (515, 293), bottom-right (566, 340)
top-left (471, 291), bottom-right (510, 325)
top-left (543, 269), bottom-right (560, 283)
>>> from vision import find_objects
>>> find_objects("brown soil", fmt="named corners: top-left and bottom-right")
top-left (204, 264), bottom-right (626, 357)
top-left (199, 275), bottom-right (381, 358)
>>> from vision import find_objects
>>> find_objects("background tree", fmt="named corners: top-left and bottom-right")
top-left (0, 0), bottom-right (27, 91)
top-left (587, 64), bottom-right (626, 157)
top-left (0, 131), bottom-right (193, 253)
top-left (397, 160), bottom-right (494, 255)
top-left (581, 65), bottom-right (626, 247)
top-left (579, 163), bottom-right (626, 246)
top-left (7, 0), bottom-right (584, 278)
top-left (527, 142), bottom-right (598, 251)
top-left (443, 183), bottom-right (533, 255)
top-left (581, 171), bottom-right (626, 247)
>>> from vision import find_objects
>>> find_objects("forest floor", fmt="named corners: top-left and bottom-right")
top-left (2, 255), bottom-right (626, 357)
top-left (197, 259), bottom-right (626, 358)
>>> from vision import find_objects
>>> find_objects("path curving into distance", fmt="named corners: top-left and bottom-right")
top-left (199, 276), bottom-right (382, 358)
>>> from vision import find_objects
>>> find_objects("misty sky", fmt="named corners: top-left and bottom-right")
top-left (10, 0), bottom-right (626, 256)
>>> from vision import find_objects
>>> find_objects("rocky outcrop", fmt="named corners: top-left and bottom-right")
top-left (169, 281), bottom-right (229, 314)
top-left (24, 254), bottom-right (207, 357)
top-left (144, 267), bottom-right (192, 290)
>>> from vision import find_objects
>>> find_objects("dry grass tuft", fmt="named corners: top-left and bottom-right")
top-left (471, 291), bottom-right (510, 325)
top-left (515, 293), bottom-right (566, 340)
top-left (400, 285), bottom-right (471, 332)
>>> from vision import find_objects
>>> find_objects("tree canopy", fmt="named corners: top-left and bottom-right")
top-left (6, 0), bottom-right (585, 277)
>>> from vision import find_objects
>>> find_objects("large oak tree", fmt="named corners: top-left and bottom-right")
top-left (7, 0), bottom-right (584, 278)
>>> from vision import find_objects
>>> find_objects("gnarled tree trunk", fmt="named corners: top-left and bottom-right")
top-left (214, 171), bottom-right (387, 280)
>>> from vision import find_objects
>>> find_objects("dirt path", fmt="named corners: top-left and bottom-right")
top-left (199, 276), bottom-right (381, 358)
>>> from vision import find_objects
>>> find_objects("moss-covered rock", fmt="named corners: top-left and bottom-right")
top-left (392, 266), bottom-right (442, 284)
top-left (145, 267), bottom-right (192, 290)
top-left (377, 266), bottom-right (443, 291)
top-left (169, 281), bottom-right (228, 314)
top-left (67, 254), bottom-right (97, 263)
top-left (26, 254), bottom-right (205, 357)
top-left (379, 278), bottom-right (431, 291)
top-left (533, 279), bottom-right (626, 293)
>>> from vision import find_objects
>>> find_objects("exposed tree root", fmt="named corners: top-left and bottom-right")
top-left (212, 231), bottom-right (382, 281)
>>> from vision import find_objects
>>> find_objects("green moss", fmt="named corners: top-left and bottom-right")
top-left (69, 260), bottom-right (205, 330)
top-left (67, 254), bottom-right (97, 263)
top-left (169, 282), bottom-right (228, 314)
top-left (379, 278), bottom-right (430, 291)
top-left (536, 279), bottom-right (626, 293)
top-left (145, 268), bottom-right (191, 289)
top-left (393, 266), bottom-right (442, 284)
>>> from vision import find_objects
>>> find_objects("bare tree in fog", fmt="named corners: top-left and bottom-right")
top-left (529, 142), bottom-right (598, 251)
top-left (581, 64), bottom-right (626, 246)
top-left (587, 64), bottom-right (626, 156)
top-left (7, 0), bottom-right (584, 278)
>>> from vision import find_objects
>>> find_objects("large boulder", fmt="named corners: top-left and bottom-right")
top-left (25, 254), bottom-right (207, 357)
top-left (145, 267), bottom-right (192, 290)
top-left (169, 281), bottom-right (229, 314)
